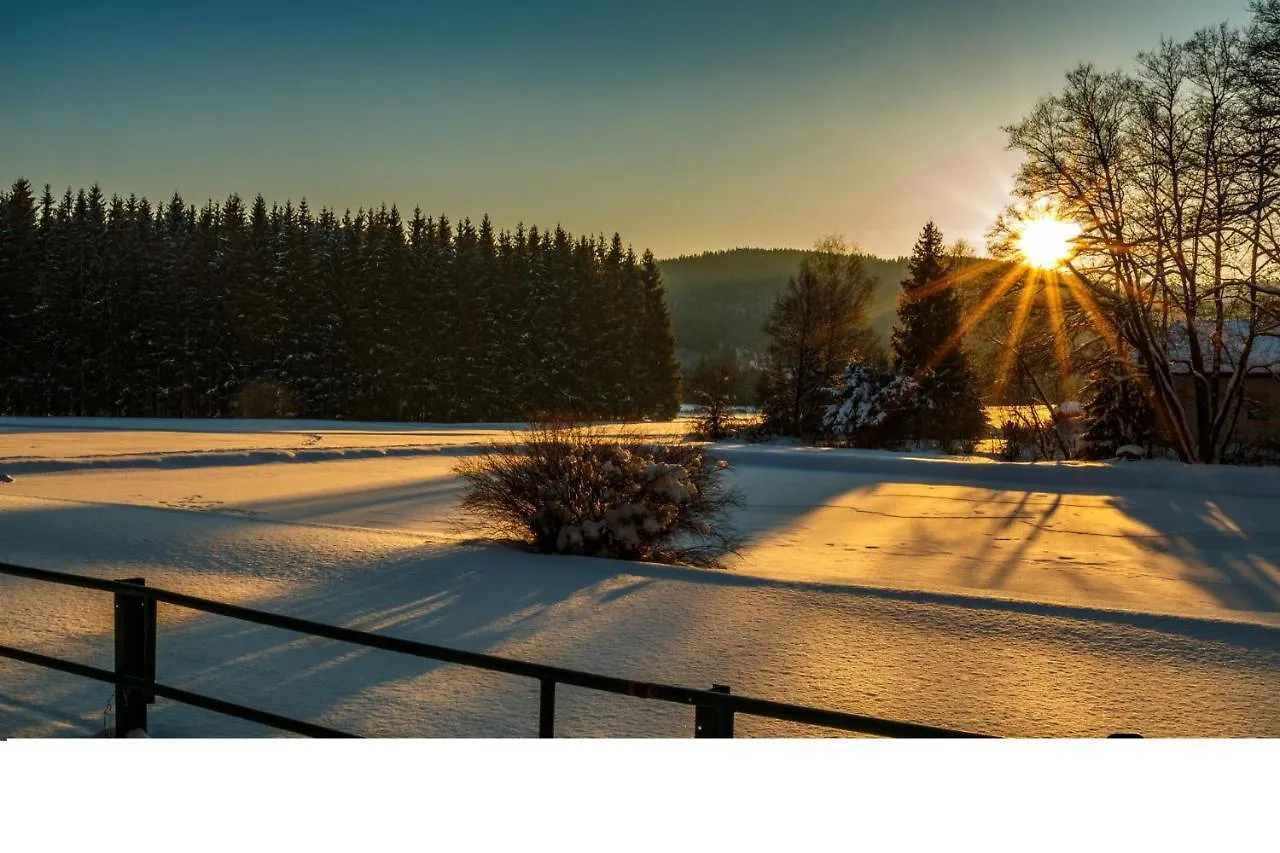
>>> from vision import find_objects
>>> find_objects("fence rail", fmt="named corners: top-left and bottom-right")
top-left (0, 560), bottom-right (1002, 738)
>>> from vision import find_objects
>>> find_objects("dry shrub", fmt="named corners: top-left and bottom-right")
top-left (689, 391), bottom-right (740, 441)
top-left (998, 404), bottom-right (1076, 461)
top-left (454, 422), bottom-right (743, 567)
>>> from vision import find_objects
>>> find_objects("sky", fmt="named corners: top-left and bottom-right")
top-left (0, 0), bottom-right (1256, 259)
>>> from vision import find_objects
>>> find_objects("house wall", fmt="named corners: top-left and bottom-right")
top-left (1172, 374), bottom-right (1280, 446)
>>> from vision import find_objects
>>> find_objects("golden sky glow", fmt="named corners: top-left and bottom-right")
top-left (0, 1), bottom-right (1243, 259)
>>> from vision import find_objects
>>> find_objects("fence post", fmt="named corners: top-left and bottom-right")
top-left (539, 678), bottom-right (556, 738)
top-left (114, 578), bottom-right (152, 737)
top-left (144, 592), bottom-right (157, 704)
top-left (694, 684), bottom-right (734, 738)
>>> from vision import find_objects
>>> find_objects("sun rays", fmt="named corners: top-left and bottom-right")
top-left (907, 206), bottom-right (1121, 402)
top-left (994, 266), bottom-right (1042, 395)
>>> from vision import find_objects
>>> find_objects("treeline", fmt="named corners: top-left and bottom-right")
top-left (0, 179), bottom-right (681, 421)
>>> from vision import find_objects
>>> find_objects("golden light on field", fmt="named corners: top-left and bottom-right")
top-left (1015, 215), bottom-right (1080, 270)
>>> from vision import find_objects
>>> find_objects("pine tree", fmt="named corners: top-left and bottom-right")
top-left (635, 249), bottom-right (682, 419)
top-left (425, 213), bottom-right (458, 420)
top-left (1080, 362), bottom-right (1158, 458)
top-left (890, 222), bottom-right (985, 449)
top-left (39, 189), bottom-right (78, 415)
top-left (241, 194), bottom-right (276, 412)
top-left (28, 185), bottom-right (59, 415)
top-left (152, 194), bottom-right (191, 416)
top-left (306, 207), bottom-right (351, 417)
top-left (0, 179), bottom-right (39, 413)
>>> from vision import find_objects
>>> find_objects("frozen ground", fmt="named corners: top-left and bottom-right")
top-left (2, 418), bottom-right (1279, 737)
top-left (0, 416), bottom-right (690, 469)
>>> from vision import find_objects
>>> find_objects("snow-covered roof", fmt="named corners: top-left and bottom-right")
top-left (1164, 320), bottom-right (1280, 378)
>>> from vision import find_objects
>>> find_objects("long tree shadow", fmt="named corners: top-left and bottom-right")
top-left (721, 445), bottom-right (1280, 619)
top-left (1107, 491), bottom-right (1280, 615)
top-left (0, 498), bottom-right (665, 736)
top-left (146, 547), bottom-right (620, 736)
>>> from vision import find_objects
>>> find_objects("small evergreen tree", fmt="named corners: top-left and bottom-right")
top-left (822, 360), bottom-right (917, 446)
top-left (1079, 362), bottom-right (1158, 458)
top-left (687, 351), bottom-right (740, 440)
top-left (890, 222), bottom-right (985, 449)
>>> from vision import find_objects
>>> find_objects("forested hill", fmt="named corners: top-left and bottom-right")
top-left (657, 248), bottom-right (909, 359)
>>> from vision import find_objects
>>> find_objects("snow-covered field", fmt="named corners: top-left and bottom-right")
top-left (2, 417), bottom-right (1279, 737)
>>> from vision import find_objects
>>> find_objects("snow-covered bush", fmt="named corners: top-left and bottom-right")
top-left (822, 362), bottom-right (917, 447)
top-left (455, 423), bottom-right (743, 567)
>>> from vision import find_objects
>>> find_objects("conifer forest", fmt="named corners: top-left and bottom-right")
top-left (0, 179), bottom-right (682, 421)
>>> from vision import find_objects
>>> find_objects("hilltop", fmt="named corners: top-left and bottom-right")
top-left (657, 248), bottom-right (908, 362)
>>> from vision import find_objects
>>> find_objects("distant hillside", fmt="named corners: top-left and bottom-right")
top-left (657, 248), bottom-right (908, 361)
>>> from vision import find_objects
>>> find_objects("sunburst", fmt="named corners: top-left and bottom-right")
top-left (896, 207), bottom-right (1105, 408)
top-left (1016, 215), bottom-right (1080, 270)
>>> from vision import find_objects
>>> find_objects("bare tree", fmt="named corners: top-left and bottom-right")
top-left (760, 235), bottom-right (881, 437)
top-left (1003, 11), bottom-right (1280, 462)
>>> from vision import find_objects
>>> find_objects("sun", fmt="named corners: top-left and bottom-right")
top-left (1016, 215), bottom-right (1080, 270)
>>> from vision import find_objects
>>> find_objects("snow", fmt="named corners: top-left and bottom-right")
top-left (1056, 400), bottom-right (1083, 417)
top-left (3, 417), bottom-right (1280, 737)
top-left (0, 416), bottom-right (689, 466)
top-left (713, 441), bottom-right (1280, 498)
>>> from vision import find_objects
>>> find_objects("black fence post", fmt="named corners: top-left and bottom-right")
top-left (694, 684), bottom-right (734, 738)
top-left (143, 594), bottom-right (157, 705)
top-left (539, 678), bottom-right (556, 738)
top-left (114, 578), bottom-right (151, 737)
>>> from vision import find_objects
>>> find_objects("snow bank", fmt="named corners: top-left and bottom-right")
top-left (4, 438), bottom-right (1280, 737)
top-left (710, 443), bottom-right (1280, 499)
top-left (0, 416), bottom-right (693, 436)
top-left (0, 416), bottom-right (531, 434)
top-left (0, 444), bottom-right (490, 476)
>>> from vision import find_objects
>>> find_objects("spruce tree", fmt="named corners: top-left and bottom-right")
top-left (0, 180), bottom-right (39, 413)
top-left (636, 249), bottom-right (682, 419)
top-left (151, 194), bottom-right (190, 416)
top-left (1079, 361), bottom-right (1158, 458)
top-left (890, 222), bottom-right (985, 449)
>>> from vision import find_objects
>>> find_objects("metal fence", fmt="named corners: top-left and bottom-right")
top-left (0, 560), bottom-right (1001, 738)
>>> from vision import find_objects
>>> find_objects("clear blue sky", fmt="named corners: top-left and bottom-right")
top-left (0, 0), bottom-right (1253, 258)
